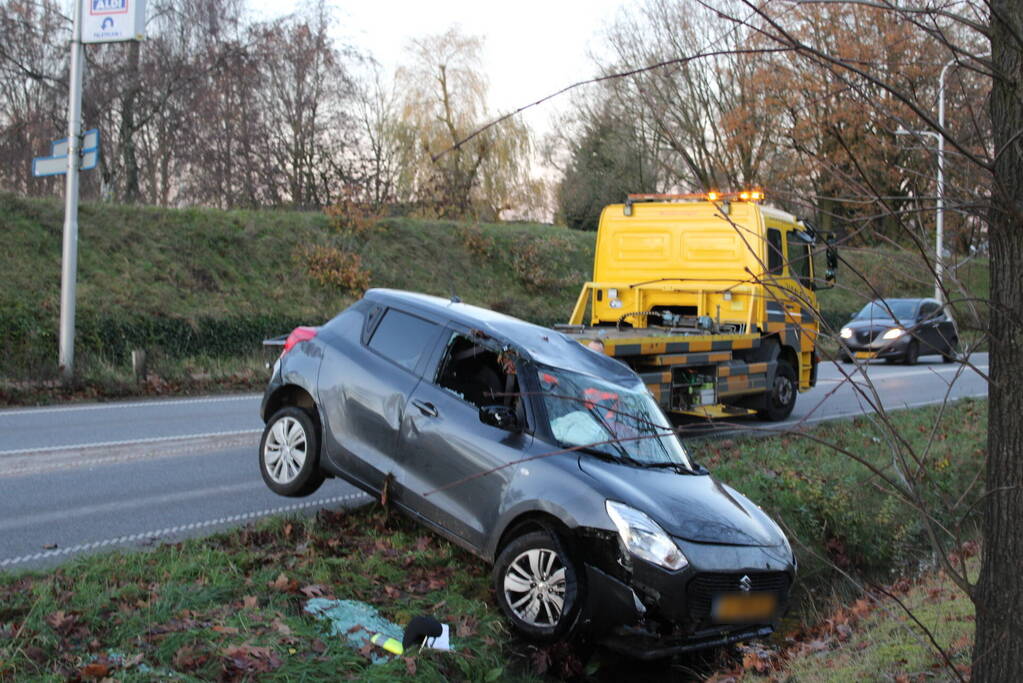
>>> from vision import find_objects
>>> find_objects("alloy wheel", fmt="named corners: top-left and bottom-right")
top-left (503, 548), bottom-right (567, 627)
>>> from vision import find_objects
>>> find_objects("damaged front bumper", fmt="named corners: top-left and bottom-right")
top-left (575, 537), bottom-right (794, 660)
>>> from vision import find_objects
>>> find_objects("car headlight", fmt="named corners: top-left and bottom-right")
top-left (605, 500), bottom-right (688, 571)
top-left (840, 327), bottom-right (852, 339)
top-left (881, 327), bottom-right (905, 340)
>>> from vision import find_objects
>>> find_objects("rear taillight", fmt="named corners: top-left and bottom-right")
top-left (281, 326), bottom-right (319, 358)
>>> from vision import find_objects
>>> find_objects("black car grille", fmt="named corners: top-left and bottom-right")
top-left (686, 572), bottom-right (791, 626)
top-left (855, 329), bottom-right (882, 344)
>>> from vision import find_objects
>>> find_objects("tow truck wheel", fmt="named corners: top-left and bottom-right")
top-left (493, 530), bottom-right (582, 643)
top-left (758, 362), bottom-right (797, 421)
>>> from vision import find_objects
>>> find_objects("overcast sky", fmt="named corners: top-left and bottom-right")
top-left (249, 0), bottom-right (629, 134)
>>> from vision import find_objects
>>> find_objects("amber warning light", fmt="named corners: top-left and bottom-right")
top-left (626, 190), bottom-right (765, 203)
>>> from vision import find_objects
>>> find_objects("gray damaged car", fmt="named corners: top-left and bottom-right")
top-left (258, 289), bottom-right (795, 659)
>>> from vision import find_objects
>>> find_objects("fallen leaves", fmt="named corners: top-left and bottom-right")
top-left (44, 610), bottom-right (79, 635)
top-left (220, 643), bottom-right (283, 679)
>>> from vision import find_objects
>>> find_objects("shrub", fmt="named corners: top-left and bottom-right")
top-left (303, 246), bottom-right (372, 294)
top-left (457, 223), bottom-right (494, 259)
top-left (509, 234), bottom-right (580, 293)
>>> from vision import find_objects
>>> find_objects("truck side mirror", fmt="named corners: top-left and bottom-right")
top-left (825, 236), bottom-right (838, 283)
top-left (480, 405), bottom-right (521, 432)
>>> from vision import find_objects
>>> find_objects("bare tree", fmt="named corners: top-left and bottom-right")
top-left (394, 27), bottom-right (535, 219)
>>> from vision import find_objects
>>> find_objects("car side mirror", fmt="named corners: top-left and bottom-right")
top-left (479, 405), bottom-right (521, 432)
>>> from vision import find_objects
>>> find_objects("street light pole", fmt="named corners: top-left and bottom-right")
top-left (59, 0), bottom-right (85, 382)
top-left (895, 126), bottom-right (941, 298)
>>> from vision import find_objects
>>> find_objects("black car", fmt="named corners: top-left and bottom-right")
top-left (258, 289), bottom-right (795, 659)
top-left (838, 298), bottom-right (958, 364)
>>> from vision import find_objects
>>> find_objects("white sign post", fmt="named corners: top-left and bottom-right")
top-left (56, 0), bottom-right (145, 382)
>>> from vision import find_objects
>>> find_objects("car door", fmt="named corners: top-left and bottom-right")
top-left (915, 300), bottom-right (943, 356)
top-left (317, 306), bottom-right (443, 493)
top-left (394, 327), bottom-right (539, 551)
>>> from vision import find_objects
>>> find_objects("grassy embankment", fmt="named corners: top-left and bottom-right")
top-left (0, 400), bottom-right (985, 681)
top-left (0, 191), bottom-right (988, 404)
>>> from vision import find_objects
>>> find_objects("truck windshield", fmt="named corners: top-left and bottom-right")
top-left (537, 366), bottom-right (692, 470)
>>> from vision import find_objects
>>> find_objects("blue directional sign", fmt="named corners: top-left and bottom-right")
top-left (32, 129), bottom-right (100, 177)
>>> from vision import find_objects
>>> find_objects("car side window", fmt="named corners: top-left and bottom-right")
top-left (919, 302), bottom-right (940, 320)
top-left (367, 309), bottom-right (439, 372)
top-left (435, 333), bottom-right (525, 423)
top-left (766, 228), bottom-right (783, 275)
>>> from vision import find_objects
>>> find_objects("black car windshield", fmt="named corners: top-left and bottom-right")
top-left (854, 300), bottom-right (917, 321)
top-left (537, 366), bottom-right (692, 470)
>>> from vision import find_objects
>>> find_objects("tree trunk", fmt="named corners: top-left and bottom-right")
top-left (973, 2), bottom-right (1023, 679)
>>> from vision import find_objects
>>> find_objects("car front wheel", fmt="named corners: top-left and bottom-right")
top-left (493, 531), bottom-right (582, 643)
top-left (259, 406), bottom-right (325, 497)
top-left (942, 337), bottom-right (959, 363)
top-left (903, 339), bottom-right (919, 365)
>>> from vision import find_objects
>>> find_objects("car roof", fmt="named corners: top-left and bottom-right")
top-left (364, 289), bottom-right (638, 383)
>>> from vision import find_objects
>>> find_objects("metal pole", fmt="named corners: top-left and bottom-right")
top-left (59, 0), bottom-right (85, 381)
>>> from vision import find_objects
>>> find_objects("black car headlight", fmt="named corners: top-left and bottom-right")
top-left (605, 500), bottom-right (689, 571)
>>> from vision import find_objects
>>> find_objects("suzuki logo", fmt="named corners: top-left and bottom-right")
top-left (739, 575), bottom-right (752, 592)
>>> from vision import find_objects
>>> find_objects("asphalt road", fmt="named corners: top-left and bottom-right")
top-left (0, 354), bottom-right (988, 571)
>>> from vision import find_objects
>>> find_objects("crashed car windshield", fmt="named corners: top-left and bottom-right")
top-left (537, 365), bottom-right (693, 470)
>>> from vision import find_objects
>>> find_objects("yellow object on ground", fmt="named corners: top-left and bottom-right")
top-left (370, 632), bottom-right (404, 655)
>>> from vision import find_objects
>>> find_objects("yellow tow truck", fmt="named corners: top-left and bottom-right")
top-left (560, 191), bottom-right (837, 420)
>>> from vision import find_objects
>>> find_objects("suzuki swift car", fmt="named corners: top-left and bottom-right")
top-left (838, 298), bottom-right (958, 364)
top-left (258, 289), bottom-right (795, 659)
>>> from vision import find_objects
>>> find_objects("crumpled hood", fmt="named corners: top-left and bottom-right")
top-left (578, 456), bottom-right (785, 546)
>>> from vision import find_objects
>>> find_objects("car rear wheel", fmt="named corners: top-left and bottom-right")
top-left (757, 361), bottom-right (797, 421)
top-left (260, 406), bottom-right (325, 497)
top-left (493, 531), bottom-right (582, 643)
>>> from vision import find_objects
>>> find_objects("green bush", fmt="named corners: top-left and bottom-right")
top-left (0, 309), bottom-right (312, 377)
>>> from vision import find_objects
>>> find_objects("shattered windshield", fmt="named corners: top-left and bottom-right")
top-left (537, 366), bottom-right (692, 470)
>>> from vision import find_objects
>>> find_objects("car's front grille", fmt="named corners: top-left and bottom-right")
top-left (855, 330), bottom-right (880, 344)
top-left (686, 572), bottom-right (790, 626)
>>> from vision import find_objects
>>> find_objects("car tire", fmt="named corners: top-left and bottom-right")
top-left (942, 337), bottom-right (959, 363)
top-left (493, 530), bottom-right (583, 644)
top-left (902, 340), bottom-right (919, 366)
top-left (259, 406), bottom-right (325, 497)
top-left (757, 361), bottom-right (797, 421)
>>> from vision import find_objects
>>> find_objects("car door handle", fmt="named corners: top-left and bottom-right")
top-left (412, 400), bottom-right (438, 417)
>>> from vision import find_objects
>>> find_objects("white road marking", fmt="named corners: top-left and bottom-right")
top-left (0, 491), bottom-right (372, 568)
top-left (0, 393), bottom-right (260, 418)
top-left (817, 364), bottom-right (989, 383)
top-left (775, 392), bottom-right (988, 430)
top-left (0, 429), bottom-right (262, 457)
top-left (0, 481), bottom-right (265, 532)
top-left (0, 434), bottom-right (260, 478)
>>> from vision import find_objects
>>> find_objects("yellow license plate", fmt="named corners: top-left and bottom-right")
top-left (855, 351), bottom-right (877, 359)
top-left (711, 592), bottom-right (778, 624)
